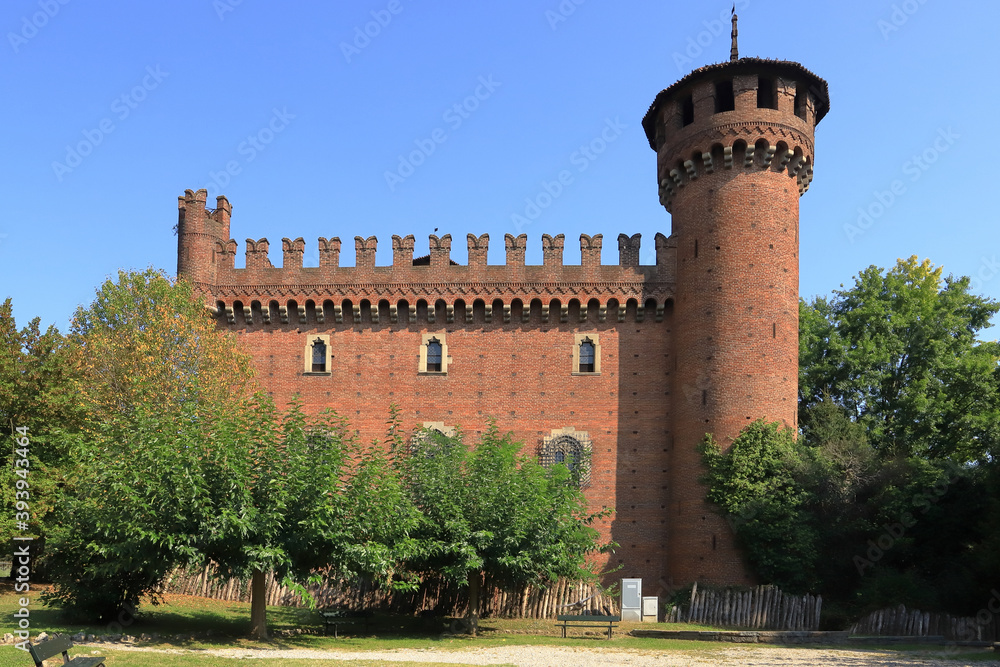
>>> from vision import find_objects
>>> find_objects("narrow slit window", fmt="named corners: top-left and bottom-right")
top-left (426, 339), bottom-right (443, 372)
top-left (715, 80), bottom-right (735, 113)
top-left (794, 86), bottom-right (807, 119)
top-left (579, 340), bottom-right (596, 373)
top-left (681, 95), bottom-right (694, 126)
top-left (758, 77), bottom-right (777, 109)
top-left (311, 339), bottom-right (327, 372)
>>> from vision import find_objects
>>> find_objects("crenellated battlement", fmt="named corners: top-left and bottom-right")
top-left (206, 229), bottom-right (674, 273)
top-left (175, 190), bottom-right (677, 327)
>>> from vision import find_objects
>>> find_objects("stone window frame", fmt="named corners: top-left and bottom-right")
top-left (418, 332), bottom-right (450, 375)
top-left (303, 334), bottom-right (332, 375)
top-left (572, 333), bottom-right (601, 375)
top-left (540, 427), bottom-right (592, 488)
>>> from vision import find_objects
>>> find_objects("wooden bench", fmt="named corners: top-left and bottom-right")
top-left (555, 614), bottom-right (621, 639)
top-left (28, 636), bottom-right (105, 667)
top-left (318, 608), bottom-right (369, 637)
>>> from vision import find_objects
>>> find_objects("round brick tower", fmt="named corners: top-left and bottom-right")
top-left (642, 29), bottom-right (829, 585)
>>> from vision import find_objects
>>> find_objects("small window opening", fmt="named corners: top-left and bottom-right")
top-left (427, 339), bottom-right (443, 372)
top-left (715, 80), bottom-right (735, 113)
top-left (794, 86), bottom-right (807, 119)
top-left (757, 77), bottom-right (777, 109)
top-left (681, 95), bottom-right (694, 126)
top-left (311, 339), bottom-right (327, 373)
top-left (702, 389), bottom-right (707, 405)
top-left (579, 340), bottom-right (596, 373)
top-left (694, 239), bottom-right (699, 258)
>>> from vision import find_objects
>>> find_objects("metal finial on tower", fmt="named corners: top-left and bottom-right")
top-left (730, 6), bottom-right (739, 61)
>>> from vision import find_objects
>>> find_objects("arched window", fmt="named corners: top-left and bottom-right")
top-left (311, 339), bottom-right (327, 372)
top-left (303, 334), bottom-right (331, 375)
top-left (573, 334), bottom-right (601, 374)
top-left (579, 340), bottom-right (595, 373)
top-left (419, 333), bottom-right (449, 374)
top-left (427, 339), bottom-right (442, 372)
top-left (540, 428), bottom-right (592, 488)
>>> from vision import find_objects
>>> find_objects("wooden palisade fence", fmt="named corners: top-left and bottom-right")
top-left (160, 567), bottom-right (616, 620)
top-left (163, 568), bottom-right (822, 630)
top-left (851, 604), bottom-right (999, 642)
top-left (681, 583), bottom-right (822, 630)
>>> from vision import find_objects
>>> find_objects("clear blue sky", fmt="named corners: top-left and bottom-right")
top-left (2, 0), bottom-right (998, 337)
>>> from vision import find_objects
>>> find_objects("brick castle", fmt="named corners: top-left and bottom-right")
top-left (176, 22), bottom-right (828, 592)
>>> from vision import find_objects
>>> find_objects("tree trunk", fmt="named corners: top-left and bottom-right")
top-left (250, 569), bottom-right (269, 640)
top-left (466, 570), bottom-right (481, 636)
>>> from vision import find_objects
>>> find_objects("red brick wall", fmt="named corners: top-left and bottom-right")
top-left (228, 301), bottom-right (672, 587)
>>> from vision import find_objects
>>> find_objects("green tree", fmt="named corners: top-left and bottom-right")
top-left (44, 270), bottom-right (419, 638)
top-left (792, 257), bottom-right (1000, 619)
top-left (700, 420), bottom-right (820, 592)
top-left (799, 256), bottom-right (1000, 462)
top-left (43, 269), bottom-right (261, 621)
top-left (0, 298), bottom-right (81, 573)
top-left (401, 423), bottom-right (612, 635)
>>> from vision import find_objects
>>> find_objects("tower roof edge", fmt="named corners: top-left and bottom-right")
top-left (641, 57), bottom-right (830, 150)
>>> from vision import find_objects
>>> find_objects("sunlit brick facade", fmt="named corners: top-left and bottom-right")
top-left (176, 52), bottom-right (828, 593)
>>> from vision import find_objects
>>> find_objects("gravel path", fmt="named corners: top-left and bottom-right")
top-left (85, 643), bottom-right (1000, 666)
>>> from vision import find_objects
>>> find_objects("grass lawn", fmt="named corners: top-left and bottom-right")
top-left (2, 584), bottom-right (996, 664)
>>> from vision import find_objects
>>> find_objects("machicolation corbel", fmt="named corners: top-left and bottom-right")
top-left (702, 152), bottom-right (714, 173)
